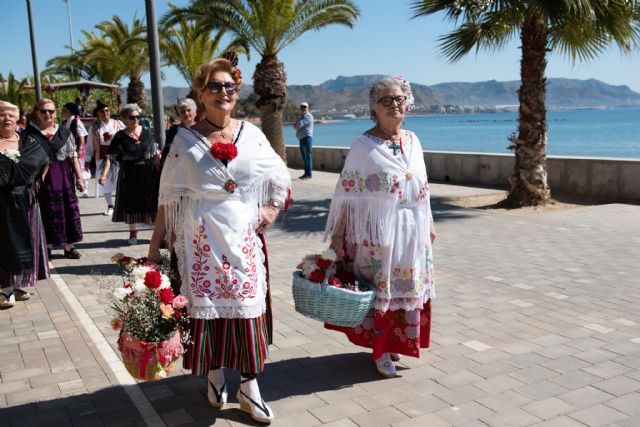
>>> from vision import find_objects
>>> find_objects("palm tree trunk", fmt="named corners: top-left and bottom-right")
top-left (506, 15), bottom-right (550, 207)
top-left (127, 78), bottom-right (148, 111)
top-left (253, 55), bottom-right (287, 162)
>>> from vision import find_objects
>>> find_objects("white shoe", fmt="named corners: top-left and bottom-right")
top-left (375, 353), bottom-right (397, 378)
top-left (81, 191), bottom-right (90, 198)
top-left (104, 207), bottom-right (114, 216)
top-left (128, 237), bottom-right (137, 245)
top-left (207, 369), bottom-right (227, 408)
top-left (238, 378), bottom-right (274, 424)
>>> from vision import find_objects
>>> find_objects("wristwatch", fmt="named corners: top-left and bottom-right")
top-left (269, 199), bottom-right (281, 209)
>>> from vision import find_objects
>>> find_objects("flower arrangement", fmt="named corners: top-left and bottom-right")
top-left (110, 253), bottom-right (190, 380)
top-left (210, 141), bottom-right (238, 161)
top-left (296, 249), bottom-right (363, 291)
top-left (2, 149), bottom-right (20, 163)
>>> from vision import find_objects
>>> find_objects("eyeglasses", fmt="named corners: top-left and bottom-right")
top-left (127, 115), bottom-right (140, 121)
top-left (39, 109), bottom-right (56, 115)
top-left (378, 96), bottom-right (407, 107)
top-left (205, 81), bottom-right (237, 95)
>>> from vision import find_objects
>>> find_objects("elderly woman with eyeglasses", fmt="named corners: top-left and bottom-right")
top-left (325, 76), bottom-right (436, 378)
top-left (99, 104), bottom-right (160, 245)
top-left (160, 97), bottom-right (198, 171)
top-left (0, 101), bottom-right (50, 308)
top-left (24, 98), bottom-right (85, 260)
top-left (147, 54), bottom-right (290, 424)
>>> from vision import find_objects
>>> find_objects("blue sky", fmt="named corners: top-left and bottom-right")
top-left (4, 0), bottom-right (640, 91)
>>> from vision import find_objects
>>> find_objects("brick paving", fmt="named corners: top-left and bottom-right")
top-left (1, 168), bottom-right (639, 426)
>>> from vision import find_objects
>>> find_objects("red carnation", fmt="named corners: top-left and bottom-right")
top-left (144, 270), bottom-right (162, 289)
top-left (328, 276), bottom-right (342, 287)
top-left (317, 258), bottom-right (332, 269)
top-left (210, 142), bottom-right (238, 161)
top-left (103, 132), bottom-right (112, 142)
top-left (158, 288), bottom-right (174, 304)
top-left (309, 268), bottom-right (325, 283)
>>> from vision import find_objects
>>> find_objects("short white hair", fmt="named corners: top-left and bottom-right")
top-left (0, 101), bottom-right (20, 119)
top-left (368, 76), bottom-right (408, 123)
top-left (120, 103), bottom-right (142, 117)
top-left (176, 98), bottom-right (197, 111)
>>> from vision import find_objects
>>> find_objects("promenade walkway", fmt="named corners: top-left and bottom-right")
top-left (1, 169), bottom-right (639, 427)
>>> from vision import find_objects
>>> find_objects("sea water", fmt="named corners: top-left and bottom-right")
top-left (283, 107), bottom-right (640, 159)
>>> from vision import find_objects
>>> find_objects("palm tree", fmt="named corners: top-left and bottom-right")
top-left (45, 30), bottom-right (127, 85)
top-left (160, 6), bottom-right (249, 100)
top-left (0, 72), bottom-right (33, 113)
top-left (91, 15), bottom-right (150, 109)
top-left (163, 0), bottom-right (360, 161)
top-left (411, 1), bottom-right (640, 207)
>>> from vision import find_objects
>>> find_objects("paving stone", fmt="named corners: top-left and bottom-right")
top-left (349, 405), bottom-right (410, 427)
top-left (604, 392), bottom-right (640, 416)
top-left (567, 403), bottom-right (628, 426)
top-left (392, 413), bottom-right (452, 427)
top-left (521, 397), bottom-right (576, 420)
top-left (480, 407), bottom-right (542, 426)
top-left (558, 386), bottom-right (615, 408)
top-left (435, 401), bottom-right (495, 424)
top-left (531, 415), bottom-right (590, 427)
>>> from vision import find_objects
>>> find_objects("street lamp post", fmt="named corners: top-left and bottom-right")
top-left (144, 0), bottom-right (165, 149)
top-left (63, 0), bottom-right (74, 52)
top-left (25, 0), bottom-right (42, 101)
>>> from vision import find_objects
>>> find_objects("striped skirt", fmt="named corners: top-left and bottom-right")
top-left (177, 234), bottom-right (273, 375)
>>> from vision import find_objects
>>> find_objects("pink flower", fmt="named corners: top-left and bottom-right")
top-left (172, 295), bottom-right (188, 309)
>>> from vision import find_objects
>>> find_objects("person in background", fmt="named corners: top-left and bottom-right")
top-left (147, 54), bottom-right (290, 424)
top-left (87, 100), bottom-right (123, 216)
top-left (293, 101), bottom-right (314, 180)
top-left (62, 103), bottom-right (90, 198)
top-left (325, 76), bottom-right (436, 378)
top-left (0, 101), bottom-right (50, 308)
top-left (17, 115), bottom-right (27, 133)
top-left (25, 98), bottom-right (85, 260)
top-left (160, 97), bottom-right (198, 171)
top-left (99, 103), bottom-right (160, 245)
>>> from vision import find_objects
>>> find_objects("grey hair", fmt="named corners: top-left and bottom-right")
top-left (368, 76), bottom-right (407, 122)
top-left (120, 103), bottom-right (142, 117)
top-left (176, 98), bottom-right (197, 111)
top-left (0, 101), bottom-right (19, 119)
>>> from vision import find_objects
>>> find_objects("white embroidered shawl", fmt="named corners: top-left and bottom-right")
top-left (160, 122), bottom-right (291, 319)
top-left (324, 131), bottom-right (434, 311)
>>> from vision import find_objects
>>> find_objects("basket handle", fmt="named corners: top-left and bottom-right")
top-left (319, 263), bottom-right (336, 293)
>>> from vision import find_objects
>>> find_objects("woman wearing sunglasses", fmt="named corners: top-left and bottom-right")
top-left (24, 98), bottom-right (85, 260)
top-left (325, 76), bottom-right (436, 378)
top-left (147, 54), bottom-right (290, 424)
top-left (99, 103), bottom-right (160, 245)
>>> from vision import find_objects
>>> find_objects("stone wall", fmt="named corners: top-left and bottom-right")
top-left (285, 145), bottom-right (640, 202)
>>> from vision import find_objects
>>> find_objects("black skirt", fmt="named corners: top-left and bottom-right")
top-left (112, 158), bottom-right (159, 224)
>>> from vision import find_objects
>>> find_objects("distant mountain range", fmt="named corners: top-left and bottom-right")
top-left (142, 76), bottom-right (640, 113)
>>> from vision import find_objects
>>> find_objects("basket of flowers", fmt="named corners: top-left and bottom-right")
top-left (110, 253), bottom-right (190, 381)
top-left (292, 249), bottom-right (375, 327)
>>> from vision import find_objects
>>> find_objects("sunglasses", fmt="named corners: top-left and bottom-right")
top-left (39, 109), bottom-right (56, 114)
top-left (206, 81), bottom-right (238, 95)
top-left (127, 115), bottom-right (140, 121)
top-left (378, 96), bottom-right (407, 107)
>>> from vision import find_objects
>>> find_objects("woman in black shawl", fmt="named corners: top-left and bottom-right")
top-left (0, 101), bottom-right (49, 309)
top-left (25, 98), bottom-right (85, 260)
top-left (98, 103), bottom-right (160, 245)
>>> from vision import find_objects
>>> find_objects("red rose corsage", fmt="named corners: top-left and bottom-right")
top-left (210, 141), bottom-right (238, 161)
top-left (103, 132), bottom-right (113, 142)
top-left (224, 179), bottom-right (237, 193)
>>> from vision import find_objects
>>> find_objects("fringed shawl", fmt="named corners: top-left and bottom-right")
top-left (160, 122), bottom-right (290, 319)
top-left (324, 131), bottom-right (435, 312)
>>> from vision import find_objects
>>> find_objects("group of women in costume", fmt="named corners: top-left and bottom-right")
top-left (1, 54), bottom-right (435, 425)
